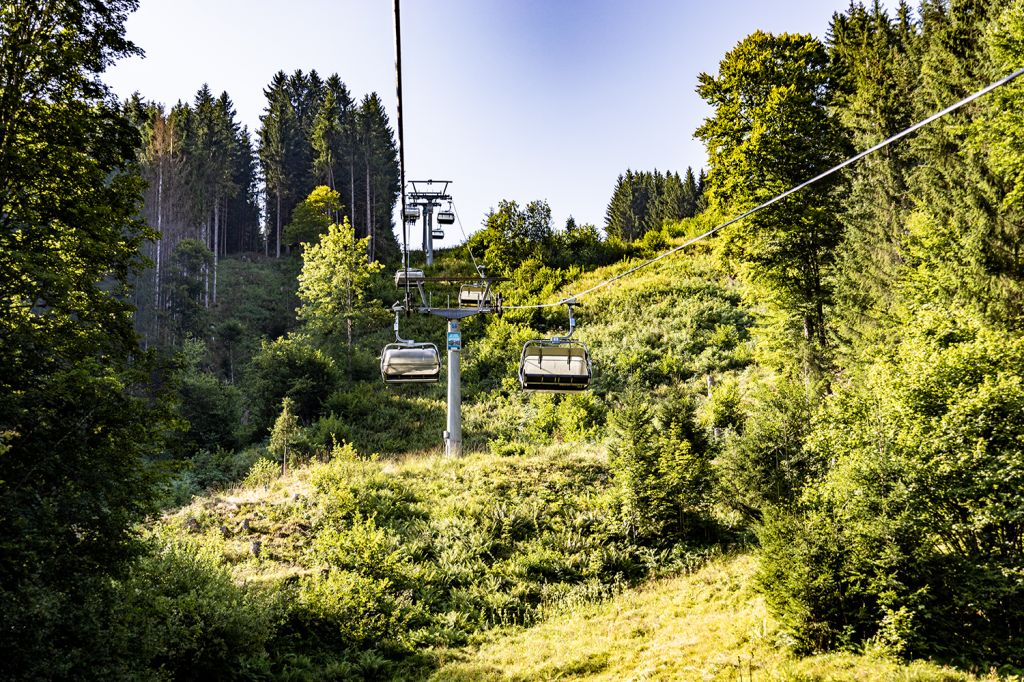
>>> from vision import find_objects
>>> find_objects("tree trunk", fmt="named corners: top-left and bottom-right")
top-left (275, 189), bottom-right (282, 258)
top-left (203, 219), bottom-right (209, 308)
top-left (213, 199), bottom-right (219, 304)
top-left (347, 278), bottom-right (353, 378)
top-left (365, 158), bottom-right (372, 263)
top-left (349, 160), bottom-right (356, 229)
top-left (155, 159), bottom-right (163, 311)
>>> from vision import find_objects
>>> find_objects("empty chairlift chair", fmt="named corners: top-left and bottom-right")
top-left (394, 267), bottom-right (425, 288)
top-left (403, 206), bottom-right (420, 222)
top-left (518, 302), bottom-right (592, 392)
top-left (459, 283), bottom-right (491, 308)
top-left (381, 342), bottom-right (441, 384)
top-left (432, 228), bottom-right (444, 240)
top-left (436, 210), bottom-right (455, 225)
top-left (519, 340), bottom-right (591, 392)
top-left (380, 308), bottom-right (441, 384)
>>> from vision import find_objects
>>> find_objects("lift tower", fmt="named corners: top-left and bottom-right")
top-left (406, 179), bottom-right (451, 266)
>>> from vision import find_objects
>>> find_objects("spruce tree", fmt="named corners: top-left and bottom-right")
top-left (828, 1), bottom-right (921, 343)
top-left (259, 72), bottom-right (300, 257)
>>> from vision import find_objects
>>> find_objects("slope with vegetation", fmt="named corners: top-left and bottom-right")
top-left (7, 0), bottom-right (1024, 679)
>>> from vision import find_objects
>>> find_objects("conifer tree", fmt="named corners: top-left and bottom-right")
top-left (828, 1), bottom-right (921, 341)
top-left (907, 0), bottom-right (1021, 326)
top-left (259, 71), bottom-right (300, 257)
top-left (354, 93), bottom-right (400, 263)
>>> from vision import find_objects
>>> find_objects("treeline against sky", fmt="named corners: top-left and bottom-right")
top-left (604, 167), bottom-right (705, 242)
top-left (128, 71), bottom-right (400, 347)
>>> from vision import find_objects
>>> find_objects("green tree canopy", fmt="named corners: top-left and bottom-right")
top-left (0, 1), bottom-right (167, 675)
top-left (696, 31), bottom-right (848, 369)
top-left (285, 185), bottom-right (345, 247)
top-left (297, 217), bottom-right (383, 362)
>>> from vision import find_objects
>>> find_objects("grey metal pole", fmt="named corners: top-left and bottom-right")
top-left (445, 319), bottom-right (462, 457)
top-left (421, 206), bottom-right (427, 266)
top-left (425, 204), bottom-right (434, 266)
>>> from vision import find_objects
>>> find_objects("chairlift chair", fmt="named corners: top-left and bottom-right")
top-left (403, 206), bottom-right (420, 222)
top-left (380, 306), bottom-right (441, 384)
top-left (459, 283), bottom-right (492, 308)
top-left (437, 210), bottom-right (455, 225)
top-left (519, 339), bottom-right (592, 392)
top-left (518, 301), bottom-right (592, 392)
top-left (394, 267), bottom-right (425, 288)
top-left (381, 342), bottom-right (441, 383)
top-left (431, 228), bottom-right (444, 240)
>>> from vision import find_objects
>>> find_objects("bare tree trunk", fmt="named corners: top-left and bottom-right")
top-left (155, 159), bottom-right (163, 310)
top-left (202, 218), bottom-right (209, 308)
top-left (213, 199), bottom-right (219, 304)
top-left (349, 160), bottom-right (356, 228)
top-left (347, 280), bottom-right (353, 379)
top-left (275, 189), bottom-right (281, 258)
top-left (327, 163), bottom-right (338, 224)
top-left (365, 159), bottom-right (372, 263)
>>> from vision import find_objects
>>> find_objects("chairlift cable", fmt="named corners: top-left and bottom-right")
top-left (504, 65), bottom-right (1024, 312)
top-left (451, 201), bottom-right (481, 275)
top-left (393, 0), bottom-right (411, 310)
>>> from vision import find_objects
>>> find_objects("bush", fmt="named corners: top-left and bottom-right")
top-left (760, 315), bottom-right (1024, 665)
top-left (115, 540), bottom-right (276, 680)
top-left (174, 370), bottom-right (242, 455)
top-left (714, 376), bottom-right (821, 522)
top-left (244, 335), bottom-right (338, 437)
top-left (607, 394), bottom-right (715, 544)
top-left (527, 392), bottom-right (607, 443)
top-left (243, 457), bottom-right (279, 490)
top-left (296, 570), bottom-right (416, 651)
top-left (170, 447), bottom-right (270, 500)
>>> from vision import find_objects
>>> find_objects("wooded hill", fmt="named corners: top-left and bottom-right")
top-left (126, 72), bottom-right (401, 348)
top-left (4, 0), bottom-right (1024, 679)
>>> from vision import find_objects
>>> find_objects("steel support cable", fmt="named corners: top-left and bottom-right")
top-left (504, 65), bottom-right (1024, 312)
top-left (451, 201), bottom-right (481, 274)
top-left (393, 0), bottom-right (410, 310)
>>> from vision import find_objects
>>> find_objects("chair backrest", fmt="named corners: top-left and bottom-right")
top-left (519, 341), bottom-right (591, 392)
top-left (394, 268), bottom-right (425, 288)
top-left (381, 343), bottom-right (441, 383)
top-left (459, 284), bottom-right (491, 307)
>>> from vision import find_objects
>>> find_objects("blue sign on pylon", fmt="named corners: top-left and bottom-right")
top-left (447, 331), bottom-right (462, 351)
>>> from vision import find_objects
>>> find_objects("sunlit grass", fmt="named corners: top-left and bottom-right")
top-left (428, 553), bottom-right (1003, 681)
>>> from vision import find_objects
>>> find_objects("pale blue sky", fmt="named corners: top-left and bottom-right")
top-left (106, 0), bottom-right (902, 248)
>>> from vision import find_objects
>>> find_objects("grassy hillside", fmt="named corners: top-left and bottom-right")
top-left (149, 228), bottom-right (1023, 678)
top-left (430, 554), bottom-right (994, 682)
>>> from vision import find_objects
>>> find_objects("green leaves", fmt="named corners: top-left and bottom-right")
top-left (0, 1), bottom-right (170, 675)
top-left (296, 210), bottom-right (383, 347)
top-left (696, 31), bottom-right (847, 365)
top-left (284, 184), bottom-right (344, 246)
top-left (763, 314), bottom-right (1024, 661)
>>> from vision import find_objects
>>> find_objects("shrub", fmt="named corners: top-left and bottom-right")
top-left (760, 315), bottom-right (1024, 665)
top-left (115, 540), bottom-right (276, 679)
top-left (244, 335), bottom-right (338, 436)
top-left (296, 570), bottom-right (415, 650)
top-left (714, 376), bottom-right (821, 522)
top-left (607, 394), bottom-right (715, 544)
top-left (528, 392), bottom-right (607, 443)
top-left (243, 457), bottom-right (279, 490)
